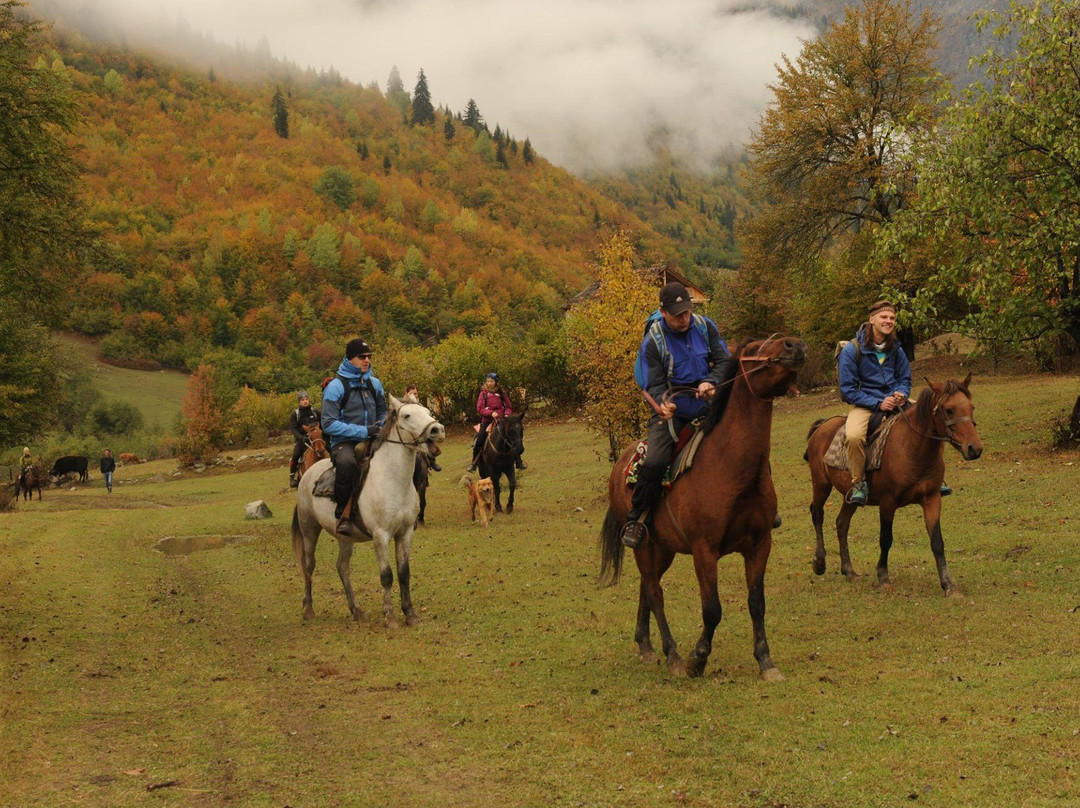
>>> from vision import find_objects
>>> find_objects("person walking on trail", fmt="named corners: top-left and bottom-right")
top-left (321, 338), bottom-right (387, 536)
top-left (100, 449), bottom-right (115, 493)
top-left (289, 390), bottom-right (321, 488)
top-left (621, 281), bottom-right (731, 548)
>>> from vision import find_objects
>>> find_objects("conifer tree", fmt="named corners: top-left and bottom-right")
top-left (463, 98), bottom-right (484, 131)
top-left (386, 65), bottom-right (410, 116)
top-left (443, 113), bottom-right (455, 141)
top-left (271, 87), bottom-right (289, 139)
top-left (411, 68), bottom-right (435, 126)
top-left (522, 138), bottom-right (534, 165)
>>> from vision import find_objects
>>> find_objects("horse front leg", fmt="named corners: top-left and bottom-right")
top-left (687, 544), bottom-right (722, 678)
top-left (491, 475), bottom-right (503, 513)
top-left (371, 532), bottom-right (398, 627)
top-left (921, 495), bottom-right (957, 596)
top-left (744, 534), bottom-right (784, 681)
top-left (505, 467), bottom-right (516, 514)
top-left (394, 531), bottom-right (419, 625)
top-left (633, 546), bottom-right (682, 674)
top-left (335, 538), bottom-right (365, 622)
top-left (876, 504), bottom-right (897, 590)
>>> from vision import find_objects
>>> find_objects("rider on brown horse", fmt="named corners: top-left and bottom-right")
top-left (621, 281), bottom-right (732, 548)
top-left (289, 390), bottom-right (321, 488)
top-left (838, 300), bottom-right (950, 505)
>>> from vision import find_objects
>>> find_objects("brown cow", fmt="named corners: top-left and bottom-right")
top-left (119, 453), bottom-right (141, 465)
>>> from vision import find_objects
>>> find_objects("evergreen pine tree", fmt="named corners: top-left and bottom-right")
top-left (463, 99), bottom-right (484, 131)
top-left (443, 114), bottom-right (455, 141)
top-left (496, 138), bottom-right (508, 167)
top-left (411, 68), bottom-right (436, 125)
top-left (271, 87), bottom-right (289, 139)
top-left (522, 137), bottom-right (534, 165)
top-left (386, 65), bottom-right (410, 116)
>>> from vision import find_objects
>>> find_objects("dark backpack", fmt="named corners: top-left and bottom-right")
top-left (632, 310), bottom-right (716, 390)
top-left (322, 375), bottom-right (356, 411)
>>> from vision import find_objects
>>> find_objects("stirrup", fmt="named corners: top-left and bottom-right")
top-left (620, 519), bottom-right (648, 549)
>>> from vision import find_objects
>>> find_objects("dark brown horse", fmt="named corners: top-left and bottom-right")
top-left (600, 336), bottom-right (806, 680)
top-left (16, 464), bottom-right (43, 501)
top-left (298, 422), bottom-right (329, 479)
top-left (805, 374), bottom-right (983, 595)
top-left (478, 413), bottom-right (524, 514)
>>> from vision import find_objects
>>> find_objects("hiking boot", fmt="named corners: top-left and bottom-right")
top-left (429, 460), bottom-right (442, 472)
top-left (335, 516), bottom-right (355, 537)
top-left (466, 463), bottom-right (477, 473)
top-left (621, 519), bottom-right (648, 549)
top-left (289, 473), bottom-right (299, 488)
top-left (849, 481), bottom-right (869, 506)
top-left (939, 482), bottom-right (952, 497)
top-left (515, 459), bottom-right (527, 470)
top-left (773, 513), bottom-right (782, 529)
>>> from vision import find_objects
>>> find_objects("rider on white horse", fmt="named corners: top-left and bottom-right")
top-left (321, 338), bottom-right (386, 536)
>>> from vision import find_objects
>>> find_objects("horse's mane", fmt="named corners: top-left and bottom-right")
top-left (701, 340), bottom-right (743, 434)
top-left (370, 407), bottom-right (397, 453)
top-left (914, 378), bottom-right (970, 423)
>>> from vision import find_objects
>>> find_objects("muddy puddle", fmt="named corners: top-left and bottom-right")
top-left (155, 535), bottom-right (248, 556)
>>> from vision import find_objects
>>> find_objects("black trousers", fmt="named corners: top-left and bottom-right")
top-left (331, 442), bottom-right (360, 512)
top-left (471, 423), bottom-right (489, 460)
top-left (629, 416), bottom-right (684, 516)
top-left (290, 437), bottom-right (306, 472)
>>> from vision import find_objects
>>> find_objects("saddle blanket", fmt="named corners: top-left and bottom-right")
top-left (823, 413), bottom-right (899, 472)
top-left (624, 424), bottom-right (706, 488)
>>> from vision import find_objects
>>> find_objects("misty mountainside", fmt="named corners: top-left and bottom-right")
top-left (38, 20), bottom-right (683, 383)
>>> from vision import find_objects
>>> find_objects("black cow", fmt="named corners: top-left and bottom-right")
top-left (50, 455), bottom-right (89, 483)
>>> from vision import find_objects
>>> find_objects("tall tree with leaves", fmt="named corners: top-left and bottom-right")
top-left (411, 68), bottom-right (435, 126)
top-left (879, 0), bottom-right (1080, 360)
top-left (739, 0), bottom-right (943, 344)
top-left (564, 232), bottom-right (656, 460)
top-left (271, 86), bottom-right (289, 138)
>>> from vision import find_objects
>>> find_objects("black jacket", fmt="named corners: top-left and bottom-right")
top-left (290, 405), bottom-right (321, 440)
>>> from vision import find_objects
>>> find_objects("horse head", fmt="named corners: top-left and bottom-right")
top-left (495, 414), bottom-right (524, 456)
top-left (385, 394), bottom-right (446, 458)
top-left (924, 373), bottom-right (982, 460)
top-left (737, 335), bottom-right (807, 398)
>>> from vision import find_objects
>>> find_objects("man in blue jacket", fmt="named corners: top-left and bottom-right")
top-left (621, 281), bottom-right (732, 548)
top-left (322, 338), bottom-right (387, 536)
top-left (838, 300), bottom-right (923, 506)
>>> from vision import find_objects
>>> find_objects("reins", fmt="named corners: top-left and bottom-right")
top-left (899, 393), bottom-right (976, 449)
top-left (483, 417), bottom-right (519, 458)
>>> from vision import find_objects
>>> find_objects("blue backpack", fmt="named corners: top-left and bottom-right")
top-left (632, 310), bottom-right (717, 389)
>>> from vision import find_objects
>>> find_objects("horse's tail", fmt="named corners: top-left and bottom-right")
top-left (290, 506), bottom-right (304, 568)
top-left (804, 418), bottom-right (829, 461)
top-left (599, 506), bottom-right (624, 587)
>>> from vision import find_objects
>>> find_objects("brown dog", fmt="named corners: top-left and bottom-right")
top-left (461, 474), bottom-right (495, 526)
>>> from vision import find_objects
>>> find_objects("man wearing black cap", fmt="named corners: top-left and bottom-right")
top-left (288, 390), bottom-right (321, 488)
top-left (321, 338), bottom-right (387, 535)
top-left (621, 281), bottom-right (732, 548)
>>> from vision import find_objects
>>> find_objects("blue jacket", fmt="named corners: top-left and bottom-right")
top-left (321, 358), bottom-right (387, 448)
top-left (837, 324), bottom-right (911, 409)
top-left (642, 316), bottom-right (731, 422)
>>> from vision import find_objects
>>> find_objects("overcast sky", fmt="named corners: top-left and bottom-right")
top-left (37, 0), bottom-right (815, 174)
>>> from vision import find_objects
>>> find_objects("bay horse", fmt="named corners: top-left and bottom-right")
top-left (478, 413), bottom-right (524, 514)
top-left (600, 336), bottom-right (807, 680)
top-left (298, 421), bottom-right (329, 478)
top-left (291, 396), bottom-right (445, 625)
top-left (805, 374), bottom-right (982, 595)
top-left (16, 464), bottom-right (43, 501)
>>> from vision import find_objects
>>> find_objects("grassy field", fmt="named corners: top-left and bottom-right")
top-left (2, 370), bottom-right (1079, 807)
top-left (58, 333), bottom-right (190, 431)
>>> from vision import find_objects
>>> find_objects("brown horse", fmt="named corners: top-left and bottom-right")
top-left (805, 374), bottom-right (983, 595)
top-left (298, 422), bottom-right (329, 479)
top-left (16, 464), bottom-right (43, 501)
top-left (600, 336), bottom-right (806, 680)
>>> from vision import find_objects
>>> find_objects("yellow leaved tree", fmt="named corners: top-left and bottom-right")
top-left (565, 232), bottom-right (656, 460)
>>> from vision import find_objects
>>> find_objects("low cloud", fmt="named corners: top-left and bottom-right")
top-left (36, 0), bottom-right (814, 173)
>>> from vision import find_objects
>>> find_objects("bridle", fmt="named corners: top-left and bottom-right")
top-left (484, 416), bottom-right (521, 457)
top-left (901, 391), bottom-right (976, 449)
top-left (380, 407), bottom-right (441, 452)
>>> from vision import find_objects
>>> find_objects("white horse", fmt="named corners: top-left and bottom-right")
top-left (291, 396), bottom-right (445, 625)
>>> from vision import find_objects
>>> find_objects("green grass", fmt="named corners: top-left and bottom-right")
top-left (57, 333), bottom-right (190, 430)
top-left (2, 371), bottom-right (1079, 807)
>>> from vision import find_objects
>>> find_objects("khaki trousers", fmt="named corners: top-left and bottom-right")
top-left (845, 406), bottom-right (873, 484)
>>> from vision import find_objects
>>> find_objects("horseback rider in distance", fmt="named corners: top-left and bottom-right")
top-left (621, 281), bottom-right (732, 548)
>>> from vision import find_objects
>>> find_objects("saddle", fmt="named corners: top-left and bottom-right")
top-left (313, 442), bottom-right (375, 537)
top-left (624, 420), bottom-right (706, 489)
top-left (823, 405), bottom-right (909, 473)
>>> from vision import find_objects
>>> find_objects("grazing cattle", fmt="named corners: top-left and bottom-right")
top-left (50, 455), bottom-right (88, 482)
top-left (119, 452), bottom-right (141, 465)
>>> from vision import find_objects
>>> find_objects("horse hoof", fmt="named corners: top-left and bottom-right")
top-left (303, 609), bottom-right (315, 622)
top-left (506, 505), bottom-right (513, 514)
top-left (667, 656), bottom-right (686, 677)
top-left (405, 612), bottom-right (420, 626)
top-left (812, 558), bottom-right (826, 576)
top-left (944, 586), bottom-right (962, 599)
top-left (638, 650), bottom-right (659, 665)
top-left (842, 569), bottom-right (860, 580)
top-left (686, 660), bottom-right (706, 679)
top-left (761, 667), bottom-right (785, 683)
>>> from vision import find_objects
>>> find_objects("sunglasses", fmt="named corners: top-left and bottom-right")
top-left (356, 353), bottom-right (372, 360)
